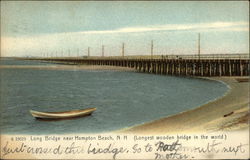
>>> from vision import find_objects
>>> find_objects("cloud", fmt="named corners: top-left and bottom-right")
top-left (32, 21), bottom-right (247, 37)
top-left (76, 21), bottom-right (248, 35)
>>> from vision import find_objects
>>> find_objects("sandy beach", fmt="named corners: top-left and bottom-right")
top-left (121, 76), bottom-right (249, 134)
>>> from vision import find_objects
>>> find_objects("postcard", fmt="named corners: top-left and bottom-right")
top-left (0, 1), bottom-right (249, 159)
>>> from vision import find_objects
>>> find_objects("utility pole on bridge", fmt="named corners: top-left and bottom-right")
top-left (198, 33), bottom-right (201, 60)
top-left (68, 49), bottom-right (70, 57)
top-left (77, 48), bottom-right (79, 57)
top-left (88, 47), bottom-right (90, 57)
top-left (151, 40), bottom-right (154, 59)
top-left (102, 45), bottom-right (104, 57)
top-left (122, 43), bottom-right (125, 57)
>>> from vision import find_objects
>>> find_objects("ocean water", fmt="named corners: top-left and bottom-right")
top-left (0, 59), bottom-right (228, 134)
top-left (0, 58), bottom-right (53, 66)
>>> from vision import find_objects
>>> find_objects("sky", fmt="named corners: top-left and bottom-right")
top-left (1, 1), bottom-right (249, 57)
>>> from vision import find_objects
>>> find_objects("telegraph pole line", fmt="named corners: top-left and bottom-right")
top-left (198, 33), bottom-right (200, 60)
top-left (102, 45), bottom-right (104, 57)
top-left (151, 40), bottom-right (154, 59)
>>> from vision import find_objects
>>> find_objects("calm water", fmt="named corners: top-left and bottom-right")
top-left (0, 59), bottom-right (228, 134)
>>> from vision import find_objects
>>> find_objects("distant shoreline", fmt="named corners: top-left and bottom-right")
top-left (0, 64), bottom-right (136, 72)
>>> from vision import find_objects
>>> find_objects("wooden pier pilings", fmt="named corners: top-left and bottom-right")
top-left (33, 58), bottom-right (249, 77)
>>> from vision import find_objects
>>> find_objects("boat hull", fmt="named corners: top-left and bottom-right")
top-left (30, 108), bottom-right (96, 120)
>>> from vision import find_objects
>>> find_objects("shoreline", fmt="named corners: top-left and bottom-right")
top-left (120, 76), bottom-right (249, 134)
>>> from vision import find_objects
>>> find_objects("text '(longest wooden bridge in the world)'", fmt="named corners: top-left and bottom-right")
top-left (26, 54), bottom-right (249, 77)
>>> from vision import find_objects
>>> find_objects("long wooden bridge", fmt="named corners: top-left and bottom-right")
top-left (27, 57), bottom-right (249, 77)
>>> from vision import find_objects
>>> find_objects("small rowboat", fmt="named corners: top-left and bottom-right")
top-left (30, 107), bottom-right (96, 120)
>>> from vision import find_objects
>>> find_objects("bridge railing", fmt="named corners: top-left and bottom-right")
top-left (77, 53), bottom-right (250, 60)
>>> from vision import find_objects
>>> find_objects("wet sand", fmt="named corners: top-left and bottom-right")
top-left (121, 77), bottom-right (249, 134)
